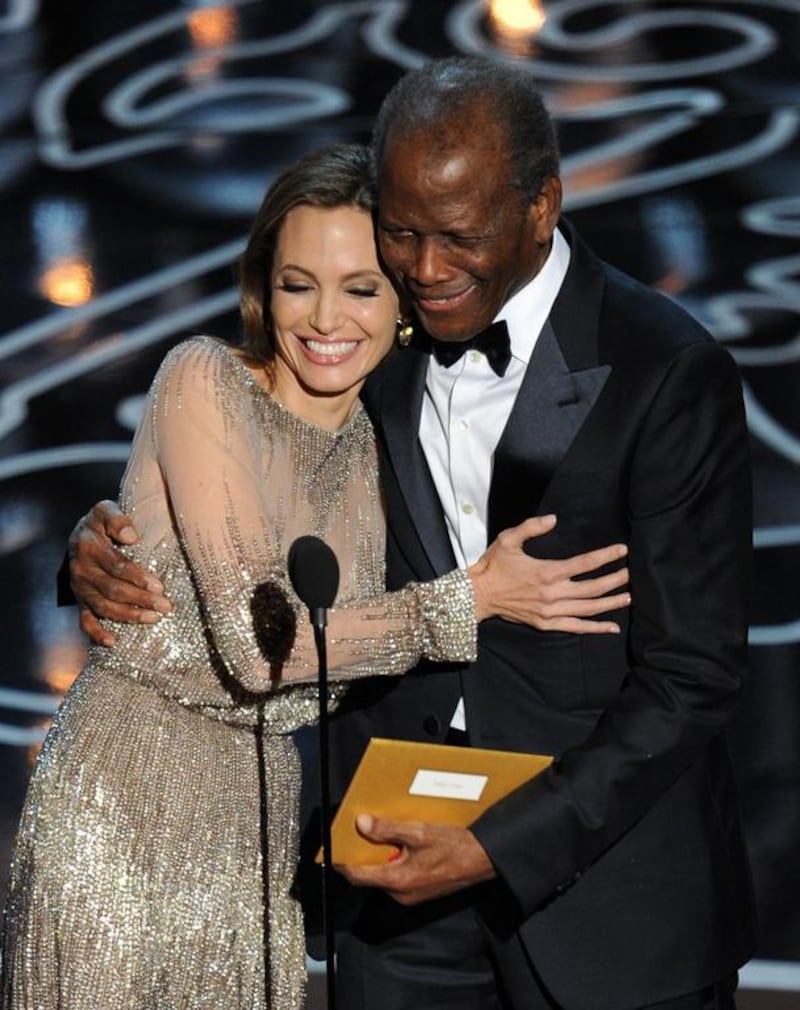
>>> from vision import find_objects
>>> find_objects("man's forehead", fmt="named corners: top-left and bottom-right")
top-left (379, 128), bottom-right (510, 194)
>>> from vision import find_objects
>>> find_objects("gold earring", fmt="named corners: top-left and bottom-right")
top-left (396, 316), bottom-right (414, 347)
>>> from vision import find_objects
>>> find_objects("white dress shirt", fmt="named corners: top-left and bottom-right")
top-left (418, 227), bottom-right (571, 730)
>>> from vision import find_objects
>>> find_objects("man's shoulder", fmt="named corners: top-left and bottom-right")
top-left (563, 219), bottom-right (713, 347)
top-left (556, 222), bottom-right (719, 376)
top-left (571, 237), bottom-right (719, 370)
top-left (361, 344), bottom-right (421, 418)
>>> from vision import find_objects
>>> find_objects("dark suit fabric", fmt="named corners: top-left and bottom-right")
top-left (308, 220), bottom-right (756, 1010)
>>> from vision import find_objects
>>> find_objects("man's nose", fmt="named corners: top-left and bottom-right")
top-left (410, 236), bottom-right (451, 285)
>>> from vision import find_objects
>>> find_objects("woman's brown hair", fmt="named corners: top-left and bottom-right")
top-left (238, 143), bottom-right (377, 362)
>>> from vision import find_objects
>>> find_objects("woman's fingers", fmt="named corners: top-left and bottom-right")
top-left (474, 516), bottom-right (633, 630)
top-left (498, 516), bottom-right (629, 584)
top-left (559, 542), bottom-right (628, 579)
top-left (544, 589), bottom-right (631, 617)
top-left (499, 513), bottom-right (557, 545)
top-left (547, 615), bottom-right (623, 634)
top-left (553, 566), bottom-right (630, 600)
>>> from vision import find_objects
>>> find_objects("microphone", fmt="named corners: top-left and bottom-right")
top-left (287, 535), bottom-right (340, 629)
top-left (287, 535), bottom-right (339, 1010)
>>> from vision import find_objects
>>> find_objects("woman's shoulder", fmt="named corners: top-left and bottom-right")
top-left (155, 335), bottom-right (253, 392)
top-left (160, 334), bottom-right (236, 370)
top-left (147, 337), bottom-right (265, 423)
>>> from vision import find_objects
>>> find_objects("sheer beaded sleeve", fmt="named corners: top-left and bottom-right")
top-left (279, 568), bottom-right (477, 685)
top-left (141, 337), bottom-right (475, 694)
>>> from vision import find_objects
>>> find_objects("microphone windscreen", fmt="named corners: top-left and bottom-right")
top-left (288, 536), bottom-right (340, 610)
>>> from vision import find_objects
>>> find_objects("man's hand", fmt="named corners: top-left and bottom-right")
top-left (68, 500), bottom-right (171, 646)
top-left (335, 815), bottom-right (496, 905)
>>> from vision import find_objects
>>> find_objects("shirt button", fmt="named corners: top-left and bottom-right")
top-left (462, 502), bottom-right (474, 515)
top-left (469, 349), bottom-right (481, 363)
top-left (458, 419), bottom-right (470, 432)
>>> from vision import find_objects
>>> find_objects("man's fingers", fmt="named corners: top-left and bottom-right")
top-left (75, 579), bottom-right (167, 621)
top-left (78, 602), bottom-right (159, 645)
top-left (74, 537), bottom-right (166, 597)
top-left (78, 608), bottom-right (116, 647)
top-left (356, 814), bottom-right (423, 848)
top-left (68, 503), bottom-right (167, 631)
top-left (88, 500), bottom-right (138, 545)
top-left (334, 861), bottom-right (397, 888)
top-left (355, 813), bottom-right (377, 836)
top-left (338, 822), bottom-right (494, 906)
top-left (356, 813), bottom-right (401, 843)
top-left (103, 553), bottom-right (165, 596)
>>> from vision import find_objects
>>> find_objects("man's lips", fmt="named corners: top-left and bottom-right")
top-left (411, 285), bottom-right (476, 314)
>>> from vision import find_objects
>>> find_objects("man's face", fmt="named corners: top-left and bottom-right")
top-left (377, 120), bottom-right (559, 343)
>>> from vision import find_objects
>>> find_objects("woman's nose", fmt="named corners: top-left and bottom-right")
top-left (308, 292), bottom-right (345, 333)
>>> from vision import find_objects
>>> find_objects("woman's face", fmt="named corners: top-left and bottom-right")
top-left (269, 204), bottom-right (399, 428)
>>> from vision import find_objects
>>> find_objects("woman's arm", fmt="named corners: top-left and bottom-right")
top-left (65, 339), bottom-right (630, 689)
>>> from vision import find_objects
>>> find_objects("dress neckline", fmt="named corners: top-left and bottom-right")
top-left (198, 335), bottom-right (366, 438)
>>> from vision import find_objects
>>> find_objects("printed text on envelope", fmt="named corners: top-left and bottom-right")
top-left (408, 769), bottom-right (488, 802)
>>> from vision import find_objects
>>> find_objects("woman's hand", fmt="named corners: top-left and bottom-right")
top-left (467, 515), bottom-right (630, 632)
top-left (68, 500), bottom-right (172, 646)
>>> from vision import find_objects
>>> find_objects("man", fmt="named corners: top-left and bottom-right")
top-left (67, 57), bottom-right (754, 1009)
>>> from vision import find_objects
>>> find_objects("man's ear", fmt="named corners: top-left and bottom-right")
top-left (528, 175), bottom-right (563, 244)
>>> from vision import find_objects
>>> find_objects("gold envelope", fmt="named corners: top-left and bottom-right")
top-left (320, 737), bottom-right (553, 865)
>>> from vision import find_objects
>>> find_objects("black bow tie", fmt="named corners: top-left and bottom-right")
top-left (430, 320), bottom-right (511, 377)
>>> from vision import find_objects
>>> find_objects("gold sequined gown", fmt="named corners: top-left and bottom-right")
top-left (0, 337), bottom-right (475, 1010)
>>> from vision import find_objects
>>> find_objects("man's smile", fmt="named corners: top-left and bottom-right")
top-left (412, 286), bottom-right (476, 313)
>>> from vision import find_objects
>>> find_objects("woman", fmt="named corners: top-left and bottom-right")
top-left (1, 144), bottom-right (628, 1009)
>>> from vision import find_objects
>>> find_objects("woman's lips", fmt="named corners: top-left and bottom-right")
top-left (299, 337), bottom-right (360, 363)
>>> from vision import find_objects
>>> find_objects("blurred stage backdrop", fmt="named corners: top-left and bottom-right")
top-left (0, 1), bottom-right (798, 1006)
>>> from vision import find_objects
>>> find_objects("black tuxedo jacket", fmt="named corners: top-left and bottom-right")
top-left (309, 220), bottom-right (755, 1009)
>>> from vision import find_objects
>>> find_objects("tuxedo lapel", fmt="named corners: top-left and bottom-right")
top-left (487, 324), bottom-right (610, 537)
top-left (378, 346), bottom-right (457, 576)
top-left (375, 220), bottom-right (611, 562)
top-left (487, 224), bottom-right (612, 539)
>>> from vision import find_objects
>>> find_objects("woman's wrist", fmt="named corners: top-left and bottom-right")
top-left (466, 558), bottom-right (493, 622)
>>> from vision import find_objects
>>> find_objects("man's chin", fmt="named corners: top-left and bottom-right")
top-left (417, 313), bottom-right (483, 344)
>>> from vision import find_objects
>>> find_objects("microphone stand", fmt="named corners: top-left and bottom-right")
top-left (310, 605), bottom-right (336, 1010)
top-left (288, 534), bottom-right (339, 1010)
